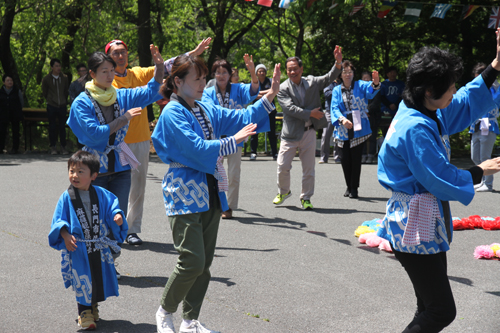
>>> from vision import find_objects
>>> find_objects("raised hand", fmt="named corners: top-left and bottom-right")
top-left (190, 38), bottom-right (212, 57)
top-left (150, 44), bottom-right (164, 65)
top-left (264, 63), bottom-right (281, 102)
top-left (372, 70), bottom-right (380, 86)
top-left (244, 54), bottom-right (256, 74)
top-left (234, 123), bottom-right (258, 144)
top-left (493, 28), bottom-right (500, 71)
top-left (334, 45), bottom-right (343, 64)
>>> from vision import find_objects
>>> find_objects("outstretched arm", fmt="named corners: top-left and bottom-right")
top-left (151, 44), bottom-right (165, 83)
top-left (188, 38), bottom-right (212, 57)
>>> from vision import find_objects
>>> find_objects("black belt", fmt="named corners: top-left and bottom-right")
top-left (304, 125), bottom-right (314, 131)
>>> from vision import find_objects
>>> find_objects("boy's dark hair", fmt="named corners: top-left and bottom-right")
top-left (403, 46), bottom-right (463, 108)
top-left (386, 66), bottom-right (398, 75)
top-left (2, 74), bottom-right (13, 82)
top-left (285, 56), bottom-right (302, 70)
top-left (68, 151), bottom-right (100, 175)
top-left (50, 58), bottom-right (61, 67)
top-left (76, 63), bottom-right (87, 71)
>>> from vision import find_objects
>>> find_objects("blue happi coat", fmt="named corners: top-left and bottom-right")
top-left (67, 78), bottom-right (162, 174)
top-left (202, 83), bottom-right (259, 147)
top-left (469, 84), bottom-right (500, 135)
top-left (48, 186), bottom-right (128, 305)
top-left (331, 80), bottom-right (379, 141)
top-left (151, 99), bottom-right (272, 216)
top-left (377, 74), bottom-right (496, 254)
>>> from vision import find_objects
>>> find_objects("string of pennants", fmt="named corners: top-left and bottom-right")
top-left (248, 1), bottom-right (500, 29)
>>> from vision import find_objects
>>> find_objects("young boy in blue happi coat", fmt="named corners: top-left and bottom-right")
top-left (48, 151), bottom-right (128, 330)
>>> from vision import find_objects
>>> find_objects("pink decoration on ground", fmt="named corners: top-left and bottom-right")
top-left (474, 245), bottom-right (495, 259)
top-left (359, 232), bottom-right (375, 244)
top-left (366, 234), bottom-right (384, 247)
top-left (378, 239), bottom-right (393, 252)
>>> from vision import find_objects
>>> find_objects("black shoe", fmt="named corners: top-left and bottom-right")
top-left (126, 233), bottom-right (143, 245)
top-left (349, 189), bottom-right (358, 198)
top-left (115, 267), bottom-right (121, 280)
top-left (343, 188), bottom-right (350, 197)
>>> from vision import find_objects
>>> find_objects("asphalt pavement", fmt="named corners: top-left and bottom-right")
top-left (1, 152), bottom-right (499, 333)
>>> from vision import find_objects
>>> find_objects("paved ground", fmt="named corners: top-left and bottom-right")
top-left (1, 153), bottom-right (499, 333)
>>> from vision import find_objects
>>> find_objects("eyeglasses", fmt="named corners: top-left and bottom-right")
top-left (342, 71), bottom-right (354, 75)
top-left (110, 50), bottom-right (127, 57)
top-left (215, 72), bottom-right (229, 77)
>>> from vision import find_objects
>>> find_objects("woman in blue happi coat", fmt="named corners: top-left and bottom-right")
top-left (201, 54), bottom-right (261, 219)
top-left (331, 60), bottom-right (380, 198)
top-left (469, 62), bottom-right (500, 192)
top-left (151, 55), bottom-right (279, 333)
top-left (67, 46), bottom-right (164, 216)
top-left (377, 29), bottom-right (500, 333)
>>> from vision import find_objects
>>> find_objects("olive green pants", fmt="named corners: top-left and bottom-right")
top-left (161, 176), bottom-right (221, 320)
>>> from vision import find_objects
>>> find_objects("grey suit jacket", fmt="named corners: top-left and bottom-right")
top-left (277, 64), bottom-right (341, 142)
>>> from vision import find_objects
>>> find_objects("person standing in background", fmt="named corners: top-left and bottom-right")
top-left (0, 74), bottom-right (24, 154)
top-left (69, 63), bottom-right (88, 105)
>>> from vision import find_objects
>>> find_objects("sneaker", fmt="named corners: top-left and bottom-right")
top-left (273, 154), bottom-right (278, 161)
top-left (221, 209), bottom-right (233, 219)
top-left (343, 188), bottom-right (350, 197)
top-left (126, 233), bottom-right (143, 245)
top-left (301, 199), bottom-right (313, 210)
top-left (474, 182), bottom-right (484, 189)
top-left (250, 153), bottom-right (257, 161)
top-left (92, 304), bottom-right (99, 322)
top-left (156, 307), bottom-right (176, 333)
top-left (61, 146), bottom-right (70, 155)
top-left (366, 155), bottom-right (374, 164)
top-left (476, 184), bottom-right (492, 192)
top-left (333, 158), bottom-right (342, 164)
top-left (50, 146), bottom-right (58, 155)
top-left (273, 191), bottom-right (291, 205)
top-left (349, 189), bottom-right (359, 198)
top-left (361, 155), bottom-right (367, 164)
top-left (78, 310), bottom-right (96, 330)
top-left (179, 320), bottom-right (220, 333)
top-left (115, 267), bottom-right (121, 280)
top-left (318, 160), bottom-right (327, 164)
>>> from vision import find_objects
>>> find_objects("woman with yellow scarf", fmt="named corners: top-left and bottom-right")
top-left (67, 45), bottom-right (164, 241)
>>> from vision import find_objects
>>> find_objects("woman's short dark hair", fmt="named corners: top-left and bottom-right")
top-left (403, 46), bottom-right (463, 108)
top-left (211, 58), bottom-right (232, 78)
top-left (471, 62), bottom-right (487, 78)
top-left (86, 52), bottom-right (116, 81)
top-left (285, 56), bottom-right (302, 70)
top-left (160, 55), bottom-right (208, 99)
top-left (340, 60), bottom-right (356, 88)
top-left (68, 151), bottom-right (100, 175)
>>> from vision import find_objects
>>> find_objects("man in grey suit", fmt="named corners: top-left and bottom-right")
top-left (273, 46), bottom-right (343, 210)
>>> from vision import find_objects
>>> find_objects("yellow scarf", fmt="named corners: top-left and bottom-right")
top-left (85, 80), bottom-right (117, 106)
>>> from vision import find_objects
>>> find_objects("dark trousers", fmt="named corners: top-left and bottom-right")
top-left (362, 115), bottom-right (380, 156)
top-left (250, 110), bottom-right (277, 157)
top-left (47, 104), bottom-right (67, 147)
top-left (0, 118), bottom-right (20, 151)
top-left (340, 141), bottom-right (364, 190)
top-left (393, 249), bottom-right (456, 333)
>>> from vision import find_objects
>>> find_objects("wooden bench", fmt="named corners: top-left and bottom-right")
top-left (22, 107), bottom-right (69, 152)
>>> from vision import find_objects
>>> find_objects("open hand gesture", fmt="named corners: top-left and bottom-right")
top-left (493, 28), bottom-right (500, 70)
top-left (244, 54), bottom-right (255, 74)
top-left (334, 45), bottom-right (343, 64)
top-left (264, 63), bottom-right (281, 102)
top-left (190, 38), bottom-right (212, 57)
top-left (234, 123), bottom-right (258, 144)
top-left (372, 70), bottom-right (380, 86)
top-left (150, 44), bottom-right (164, 65)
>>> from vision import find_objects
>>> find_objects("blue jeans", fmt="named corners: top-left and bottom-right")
top-left (471, 131), bottom-right (496, 188)
top-left (92, 170), bottom-right (132, 216)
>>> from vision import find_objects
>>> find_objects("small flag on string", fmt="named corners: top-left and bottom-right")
top-left (489, 7), bottom-right (500, 29)
top-left (349, 1), bottom-right (365, 16)
top-left (329, 1), bottom-right (338, 10)
top-left (279, 0), bottom-right (295, 8)
top-left (430, 4), bottom-right (452, 19)
top-left (461, 5), bottom-right (479, 20)
top-left (257, 0), bottom-right (273, 7)
top-left (377, 1), bottom-right (398, 19)
top-left (404, 3), bottom-right (423, 23)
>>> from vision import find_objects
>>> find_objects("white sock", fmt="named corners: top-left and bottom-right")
top-left (181, 319), bottom-right (193, 328)
top-left (158, 306), bottom-right (170, 315)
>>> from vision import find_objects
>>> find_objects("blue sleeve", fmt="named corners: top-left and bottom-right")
top-left (48, 194), bottom-right (72, 251)
top-left (98, 187), bottom-right (128, 243)
top-left (441, 75), bottom-right (497, 135)
top-left (117, 78), bottom-right (162, 111)
top-left (492, 85), bottom-right (500, 107)
top-left (330, 86), bottom-right (344, 126)
top-left (401, 123), bottom-right (474, 205)
top-left (201, 87), bottom-right (218, 105)
top-left (237, 83), bottom-right (259, 105)
top-left (359, 80), bottom-right (379, 100)
top-left (67, 97), bottom-right (111, 151)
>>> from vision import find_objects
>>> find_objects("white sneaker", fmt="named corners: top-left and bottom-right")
top-left (50, 146), bottom-right (58, 155)
top-left (476, 184), bottom-right (492, 192)
top-left (179, 320), bottom-right (219, 333)
top-left (474, 182), bottom-right (483, 189)
top-left (250, 153), bottom-right (257, 161)
top-left (156, 307), bottom-right (176, 333)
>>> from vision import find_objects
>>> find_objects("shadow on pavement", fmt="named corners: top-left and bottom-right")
top-left (234, 216), bottom-right (307, 229)
top-left (118, 275), bottom-right (237, 288)
top-left (449, 275), bottom-right (473, 286)
top-left (122, 241), bottom-right (177, 255)
top-left (88, 319), bottom-right (156, 332)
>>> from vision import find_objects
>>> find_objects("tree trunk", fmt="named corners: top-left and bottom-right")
top-left (0, 0), bottom-right (23, 91)
top-left (137, 0), bottom-right (152, 67)
top-left (61, 0), bottom-right (84, 81)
